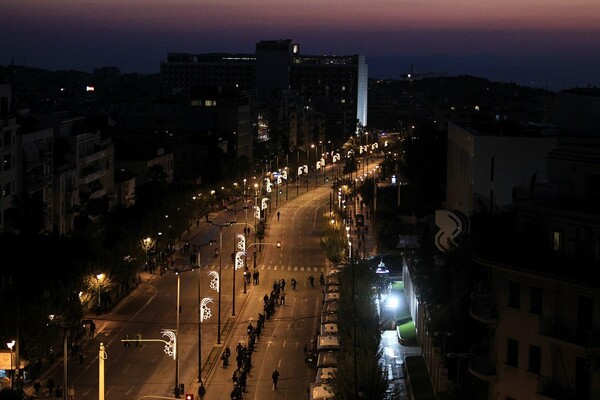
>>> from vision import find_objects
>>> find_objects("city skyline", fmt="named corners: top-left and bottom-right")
top-left (2, 0), bottom-right (600, 91)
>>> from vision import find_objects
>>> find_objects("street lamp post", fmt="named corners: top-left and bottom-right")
top-left (319, 140), bottom-right (327, 184)
top-left (253, 183), bottom-right (259, 231)
top-left (195, 240), bottom-right (216, 383)
top-left (96, 273), bottom-right (105, 314)
top-left (230, 205), bottom-right (250, 317)
top-left (296, 148), bottom-right (300, 196)
top-left (311, 144), bottom-right (318, 188)
top-left (232, 221), bottom-right (255, 290)
top-left (7, 340), bottom-right (15, 389)
top-left (207, 221), bottom-right (233, 344)
top-left (175, 270), bottom-right (181, 398)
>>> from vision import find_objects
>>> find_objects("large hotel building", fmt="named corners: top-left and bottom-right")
top-left (159, 39), bottom-right (368, 146)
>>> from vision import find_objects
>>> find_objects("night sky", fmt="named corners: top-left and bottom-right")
top-left (2, 0), bottom-right (599, 91)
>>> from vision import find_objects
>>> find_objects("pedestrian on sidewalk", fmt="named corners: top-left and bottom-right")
top-left (33, 379), bottom-right (41, 396)
top-left (67, 384), bottom-right (75, 400)
top-left (46, 377), bottom-right (55, 397)
top-left (198, 383), bottom-right (206, 400)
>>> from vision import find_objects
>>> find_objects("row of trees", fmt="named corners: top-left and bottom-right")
top-left (319, 187), bottom-right (388, 399)
top-left (0, 164), bottom-right (246, 393)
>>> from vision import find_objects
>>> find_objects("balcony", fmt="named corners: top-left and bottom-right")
top-left (80, 168), bottom-right (107, 185)
top-left (536, 376), bottom-right (575, 400)
top-left (539, 317), bottom-right (600, 349)
top-left (470, 286), bottom-right (498, 325)
top-left (81, 148), bottom-right (107, 165)
top-left (468, 342), bottom-right (497, 381)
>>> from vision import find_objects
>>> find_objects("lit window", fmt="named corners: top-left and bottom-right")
top-left (552, 231), bottom-right (563, 251)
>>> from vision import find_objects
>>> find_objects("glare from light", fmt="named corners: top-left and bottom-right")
top-left (386, 296), bottom-right (399, 309)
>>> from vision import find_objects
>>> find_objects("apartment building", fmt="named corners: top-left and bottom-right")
top-left (0, 88), bottom-right (117, 235)
top-left (434, 89), bottom-right (600, 399)
top-left (468, 136), bottom-right (600, 399)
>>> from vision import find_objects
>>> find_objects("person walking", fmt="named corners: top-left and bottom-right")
top-left (198, 383), bottom-right (206, 400)
top-left (33, 379), bottom-right (42, 396)
top-left (67, 384), bottom-right (75, 400)
top-left (271, 368), bottom-right (280, 389)
top-left (277, 211), bottom-right (280, 221)
top-left (46, 377), bottom-right (55, 397)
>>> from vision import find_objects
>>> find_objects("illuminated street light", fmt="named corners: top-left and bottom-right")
top-left (195, 240), bottom-right (216, 383)
top-left (7, 340), bottom-right (15, 388)
top-left (96, 273), bottom-right (105, 312)
top-left (206, 220), bottom-right (233, 344)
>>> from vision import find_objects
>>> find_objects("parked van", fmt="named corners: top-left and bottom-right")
top-left (320, 323), bottom-right (338, 336)
top-left (322, 300), bottom-right (338, 315)
top-left (309, 382), bottom-right (334, 399)
top-left (320, 312), bottom-right (338, 325)
top-left (317, 334), bottom-right (340, 351)
top-left (316, 350), bottom-right (338, 368)
top-left (324, 291), bottom-right (340, 302)
top-left (315, 367), bottom-right (336, 383)
top-left (326, 274), bottom-right (340, 285)
top-left (325, 283), bottom-right (340, 293)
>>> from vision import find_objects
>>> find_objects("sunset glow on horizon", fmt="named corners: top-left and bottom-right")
top-left (1, 0), bottom-right (599, 89)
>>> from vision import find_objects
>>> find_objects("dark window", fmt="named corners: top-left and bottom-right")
top-left (507, 338), bottom-right (519, 367)
top-left (530, 286), bottom-right (543, 315)
top-left (508, 280), bottom-right (520, 309)
top-left (528, 345), bottom-right (541, 374)
top-left (585, 173), bottom-right (600, 205)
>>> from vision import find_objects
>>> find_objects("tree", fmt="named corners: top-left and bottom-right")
top-left (333, 259), bottom-right (388, 399)
top-left (4, 192), bottom-right (48, 235)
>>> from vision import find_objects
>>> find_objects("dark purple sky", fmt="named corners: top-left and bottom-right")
top-left (2, 0), bottom-right (599, 91)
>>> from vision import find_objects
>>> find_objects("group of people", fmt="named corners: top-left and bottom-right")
top-left (32, 378), bottom-right (75, 400)
top-left (262, 278), bottom-right (289, 317)
top-left (307, 272), bottom-right (325, 287)
top-left (229, 340), bottom-right (253, 399)
top-left (223, 284), bottom-right (286, 399)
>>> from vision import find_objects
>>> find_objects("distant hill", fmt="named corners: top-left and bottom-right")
top-left (366, 53), bottom-right (600, 92)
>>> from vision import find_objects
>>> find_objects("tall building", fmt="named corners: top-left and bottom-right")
top-left (0, 84), bottom-right (19, 233)
top-left (160, 39), bottom-right (368, 145)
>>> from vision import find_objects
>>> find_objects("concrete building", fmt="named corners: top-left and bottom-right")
top-left (444, 90), bottom-right (600, 398)
top-left (445, 121), bottom-right (559, 218)
top-left (469, 136), bottom-right (600, 399)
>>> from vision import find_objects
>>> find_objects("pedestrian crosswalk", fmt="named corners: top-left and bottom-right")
top-left (195, 264), bottom-right (326, 272)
